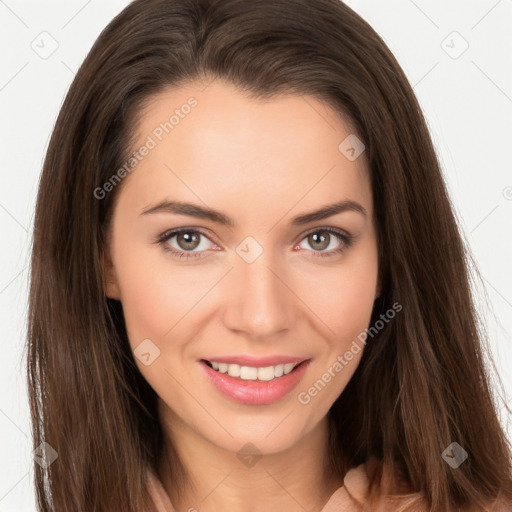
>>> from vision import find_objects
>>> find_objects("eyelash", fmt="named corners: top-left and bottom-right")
top-left (155, 227), bottom-right (354, 261)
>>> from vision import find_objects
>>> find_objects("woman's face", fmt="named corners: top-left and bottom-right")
top-left (103, 79), bottom-right (379, 455)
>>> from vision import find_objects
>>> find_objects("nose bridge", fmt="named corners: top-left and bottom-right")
top-left (223, 244), bottom-right (295, 338)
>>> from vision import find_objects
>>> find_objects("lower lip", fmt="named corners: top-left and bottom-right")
top-left (200, 360), bottom-right (311, 406)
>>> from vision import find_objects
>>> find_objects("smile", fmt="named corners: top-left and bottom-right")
top-left (200, 358), bottom-right (311, 405)
top-left (204, 360), bottom-right (300, 381)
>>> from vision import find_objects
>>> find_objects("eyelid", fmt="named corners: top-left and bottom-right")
top-left (299, 225), bottom-right (351, 241)
top-left (156, 226), bottom-right (218, 244)
top-left (294, 226), bottom-right (353, 257)
top-left (156, 227), bottom-right (220, 254)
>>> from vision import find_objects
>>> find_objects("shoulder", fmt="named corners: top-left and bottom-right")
top-left (341, 457), bottom-right (427, 511)
top-left (341, 458), bottom-right (512, 512)
top-left (145, 467), bottom-right (176, 512)
top-left (145, 461), bottom-right (511, 512)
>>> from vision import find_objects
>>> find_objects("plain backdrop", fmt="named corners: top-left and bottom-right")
top-left (1, 1), bottom-right (511, 510)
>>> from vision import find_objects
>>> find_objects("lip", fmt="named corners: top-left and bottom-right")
top-left (199, 358), bottom-right (311, 406)
top-left (201, 355), bottom-right (307, 367)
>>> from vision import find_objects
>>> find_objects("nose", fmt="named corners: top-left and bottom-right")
top-left (222, 251), bottom-right (297, 340)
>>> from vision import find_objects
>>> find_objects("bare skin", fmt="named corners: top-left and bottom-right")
top-left (103, 78), bottom-right (380, 512)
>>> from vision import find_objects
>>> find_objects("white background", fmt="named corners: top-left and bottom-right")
top-left (1, 1), bottom-right (511, 510)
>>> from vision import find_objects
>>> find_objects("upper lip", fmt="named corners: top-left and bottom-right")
top-left (201, 355), bottom-right (309, 367)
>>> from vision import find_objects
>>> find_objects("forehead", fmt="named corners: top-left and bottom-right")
top-left (121, 79), bottom-right (372, 223)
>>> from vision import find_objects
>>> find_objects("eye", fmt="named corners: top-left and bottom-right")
top-left (157, 228), bottom-right (217, 260)
top-left (295, 228), bottom-right (353, 258)
top-left (156, 227), bottom-right (354, 261)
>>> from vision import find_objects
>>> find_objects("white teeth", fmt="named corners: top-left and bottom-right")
top-left (227, 364), bottom-right (240, 378)
top-left (208, 361), bottom-right (301, 381)
top-left (284, 363), bottom-right (296, 374)
top-left (257, 366), bottom-right (275, 381)
top-left (240, 366), bottom-right (258, 380)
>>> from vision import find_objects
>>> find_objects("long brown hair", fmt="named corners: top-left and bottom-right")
top-left (27, 0), bottom-right (512, 510)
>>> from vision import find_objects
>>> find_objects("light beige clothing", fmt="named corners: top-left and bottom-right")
top-left (146, 457), bottom-right (510, 511)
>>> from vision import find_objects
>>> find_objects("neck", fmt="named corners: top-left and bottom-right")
top-left (157, 404), bottom-right (343, 512)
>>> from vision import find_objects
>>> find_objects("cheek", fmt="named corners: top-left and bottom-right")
top-left (294, 242), bottom-right (378, 347)
top-left (113, 236), bottom-right (217, 351)
top-left (331, 267), bottom-right (377, 341)
top-left (114, 221), bottom-right (378, 352)
top-left (112, 236), bottom-right (178, 344)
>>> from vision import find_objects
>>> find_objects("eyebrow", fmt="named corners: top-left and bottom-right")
top-left (139, 199), bottom-right (367, 226)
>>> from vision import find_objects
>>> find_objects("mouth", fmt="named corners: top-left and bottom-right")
top-left (201, 359), bottom-right (308, 382)
top-left (199, 358), bottom-right (311, 406)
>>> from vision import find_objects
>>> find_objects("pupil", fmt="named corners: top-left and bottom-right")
top-left (178, 232), bottom-right (200, 250)
top-left (309, 232), bottom-right (329, 250)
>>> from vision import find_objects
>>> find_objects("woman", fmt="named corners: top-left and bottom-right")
top-left (27, 0), bottom-right (512, 511)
